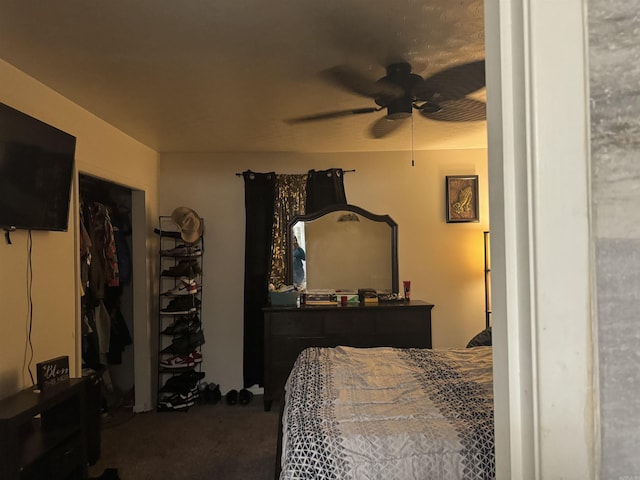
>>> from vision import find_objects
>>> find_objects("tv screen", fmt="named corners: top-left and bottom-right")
top-left (0, 103), bottom-right (76, 231)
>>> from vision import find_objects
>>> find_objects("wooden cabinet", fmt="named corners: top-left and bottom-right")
top-left (0, 379), bottom-right (87, 480)
top-left (263, 300), bottom-right (434, 411)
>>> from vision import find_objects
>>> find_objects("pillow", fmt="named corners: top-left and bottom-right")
top-left (466, 327), bottom-right (492, 348)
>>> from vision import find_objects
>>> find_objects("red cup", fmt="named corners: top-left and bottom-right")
top-left (341, 295), bottom-right (348, 306)
top-left (403, 281), bottom-right (411, 300)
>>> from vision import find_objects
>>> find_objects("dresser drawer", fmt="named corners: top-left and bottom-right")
top-left (267, 313), bottom-right (325, 336)
top-left (375, 311), bottom-right (426, 333)
top-left (324, 312), bottom-right (369, 334)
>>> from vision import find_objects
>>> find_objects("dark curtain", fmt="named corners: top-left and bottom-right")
top-left (243, 171), bottom-right (276, 388)
top-left (305, 168), bottom-right (348, 214)
top-left (242, 168), bottom-right (347, 388)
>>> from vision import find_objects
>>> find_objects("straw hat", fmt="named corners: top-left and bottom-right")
top-left (170, 207), bottom-right (204, 243)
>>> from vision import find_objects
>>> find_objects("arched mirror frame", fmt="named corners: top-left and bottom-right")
top-left (286, 204), bottom-right (398, 293)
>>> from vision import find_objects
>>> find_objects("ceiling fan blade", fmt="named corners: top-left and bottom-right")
top-left (285, 107), bottom-right (380, 124)
top-left (423, 60), bottom-right (486, 101)
top-left (411, 82), bottom-right (436, 102)
top-left (369, 116), bottom-right (407, 138)
top-left (321, 65), bottom-right (404, 100)
top-left (420, 98), bottom-right (486, 122)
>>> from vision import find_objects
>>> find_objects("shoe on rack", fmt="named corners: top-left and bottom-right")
top-left (154, 228), bottom-right (181, 239)
top-left (161, 330), bottom-right (205, 354)
top-left (173, 295), bottom-right (201, 308)
top-left (158, 349), bottom-right (202, 370)
top-left (162, 277), bottom-right (198, 296)
top-left (159, 371), bottom-right (206, 394)
top-left (160, 385), bottom-right (199, 403)
top-left (161, 315), bottom-right (201, 336)
top-left (157, 392), bottom-right (196, 411)
top-left (189, 350), bottom-right (203, 364)
top-left (160, 296), bottom-right (200, 315)
top-left (160, 353), bottom-right (196, 369)
top-left (161, 244), bottom-right (202, 257)
top-left (160, 303), bottom-right (196, 315)
top-left (161, 259), bottom-right (202, 278)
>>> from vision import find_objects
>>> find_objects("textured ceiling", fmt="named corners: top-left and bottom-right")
top-left (0, 0), bottom-right (486, 153)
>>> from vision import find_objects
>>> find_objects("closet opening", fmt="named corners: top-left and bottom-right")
top-left (79, 174), bottom-right (136, 415)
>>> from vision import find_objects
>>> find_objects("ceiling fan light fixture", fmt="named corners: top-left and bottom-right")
top-left (387, 111), bottom-right (411, 120)
top-left (386, 97), bottom-right (413, 120)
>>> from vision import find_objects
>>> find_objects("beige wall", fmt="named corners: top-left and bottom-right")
top-left (159, 149), bottom-right (489, 391)
top-left (0, 59), bottom-right (159, 400)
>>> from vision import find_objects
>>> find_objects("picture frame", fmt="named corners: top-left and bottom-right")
top-left (446, 175), bottom-right (479, 223)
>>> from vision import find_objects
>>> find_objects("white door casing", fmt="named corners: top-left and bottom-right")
top-left (485, 0), bottom-right (596, 478)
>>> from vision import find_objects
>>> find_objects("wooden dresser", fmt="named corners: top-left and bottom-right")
top-left (262, 300), bottom-right (434, 411)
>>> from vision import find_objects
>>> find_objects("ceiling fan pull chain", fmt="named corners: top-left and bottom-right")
top-left (411, 115), bottom-right (415, 167)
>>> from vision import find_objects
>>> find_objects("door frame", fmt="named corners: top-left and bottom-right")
top-left (485, 0), bottom-right (596, 478)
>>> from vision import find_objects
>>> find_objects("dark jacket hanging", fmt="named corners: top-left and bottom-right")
top-left (305, 168), bottom-right (347, 214)
top-left (243, 171), bottom-right (276, 388)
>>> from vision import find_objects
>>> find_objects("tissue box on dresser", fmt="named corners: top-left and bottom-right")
top-left (269, 291), bottom-right (299, 306)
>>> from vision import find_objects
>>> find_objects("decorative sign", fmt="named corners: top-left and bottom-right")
top-left (36, 356), bottom-right (70, 391)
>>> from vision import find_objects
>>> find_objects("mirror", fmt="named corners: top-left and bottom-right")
top-left (287, 204), bottom-right (398, 293)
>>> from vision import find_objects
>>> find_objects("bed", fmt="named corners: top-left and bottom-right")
top-left (278, 345), bottom-right (494, 480)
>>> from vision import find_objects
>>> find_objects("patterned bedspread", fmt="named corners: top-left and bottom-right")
top-left (280, 346), bottom-right (494, 480)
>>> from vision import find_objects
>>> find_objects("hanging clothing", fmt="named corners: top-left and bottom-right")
top-left (82, 308), bottom-right (101, 370)
top-left (94, 300), bottom-right (112, 355)
top-left (87, 201), bottom-right (120, 299)
top-left (80, 197), bottom-right (132, 368)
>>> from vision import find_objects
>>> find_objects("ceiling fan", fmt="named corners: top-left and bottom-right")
top-left (286, 60), bottom-right (486, 138)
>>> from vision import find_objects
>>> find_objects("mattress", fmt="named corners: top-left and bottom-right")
top-left (280, 346), bottom-right (494, 480)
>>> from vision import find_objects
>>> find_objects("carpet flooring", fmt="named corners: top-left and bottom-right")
top-left (88, 396), bottom-right (281, 480)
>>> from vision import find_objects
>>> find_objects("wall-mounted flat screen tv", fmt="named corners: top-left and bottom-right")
top-left (0, 102), bottom-right (76, 231)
